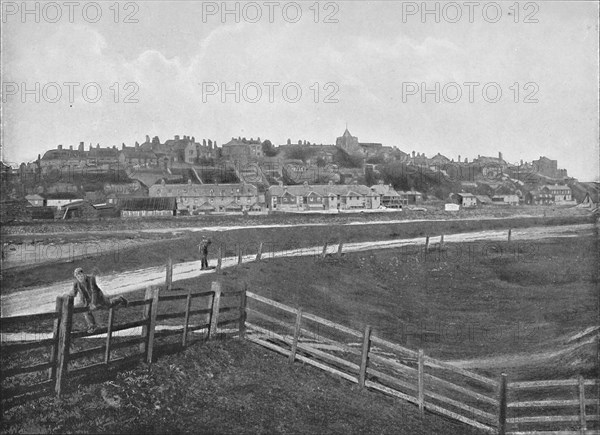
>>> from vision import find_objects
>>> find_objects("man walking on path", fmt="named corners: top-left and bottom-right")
top-left (68, 267), bottom-right (128, 333)
top-left (199, 236), bottom-right (212, 270)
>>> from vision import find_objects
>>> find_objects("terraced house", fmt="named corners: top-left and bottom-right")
top-left (149, 180), bottom-right (261, 214)
top-left (267, 183), bottom-right (380, 211)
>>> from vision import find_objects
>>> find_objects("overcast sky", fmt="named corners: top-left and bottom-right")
top-left (2, 1), bottom-right (598, 181)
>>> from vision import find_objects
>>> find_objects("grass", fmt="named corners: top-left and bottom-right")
top-left (1, 216), bottom-right (597, 433)
top-left (0, 339), bottom-right (484, 434)
top-left (2, 214), bottom-right (593, 292)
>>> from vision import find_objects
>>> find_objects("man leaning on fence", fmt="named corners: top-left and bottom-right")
top-left (67, 267), bottom-right (128, 334)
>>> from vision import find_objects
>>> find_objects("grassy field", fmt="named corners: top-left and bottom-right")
top-left (1, 215), bottom-right (597, 433)
top-left (2, 214), bottom-right (593, 292)
top-left (0, 340), bottom-right (484, 435)
top-left (122, 234), bottom-right (597, 381)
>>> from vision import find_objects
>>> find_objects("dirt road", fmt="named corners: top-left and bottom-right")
top-left (1, 223), bottom-right (593, 317)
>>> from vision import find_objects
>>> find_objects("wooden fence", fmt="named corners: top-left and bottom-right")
top-left (243, 291), bottom-right (599, 435)
top-left (1, 281), bottom-right (246, 400)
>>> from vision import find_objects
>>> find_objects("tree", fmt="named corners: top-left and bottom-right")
top-left (261, 140), bottom-right (278, 157)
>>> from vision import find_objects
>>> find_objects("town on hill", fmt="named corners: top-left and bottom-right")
top-left (1, 128), bottom-right (598, 221)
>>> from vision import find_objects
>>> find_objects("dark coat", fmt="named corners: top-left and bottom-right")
top-left (69, 275), bottom-right (104, 307)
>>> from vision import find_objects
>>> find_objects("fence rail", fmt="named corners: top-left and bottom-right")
top-left (1, 281), bottom-right (246, 400)
top-left (2, 272), bottom-right (598, 435)
top-left (244, 291), bottom-right (599, 435)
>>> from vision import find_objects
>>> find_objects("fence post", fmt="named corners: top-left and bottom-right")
top-left (142, 286), bottom-right (160, 364)
top-left (182, 288), bottom-right (193, 347)
top-left (216, 247), bottom-right (222, 272)
top-left (508, 229), bottom-right (512, 243)
top-left (104, 307), bottom-right (114, 364)
top-left (425, 235), bottom-right (430, 252)
top-left (418, 348), bottom-right (425, 415)
top-left (358, 325), bottom-right (372, 388)
top-left (289, 308), bottom-right (303, 364)
top-left (165, 257), bottom-right (173, 291)
top-left (255, 242), bottom-right (263, 262)
top-left (321, 242), bottom-right (328, 259)
top-left (578, 375), bottom-right (587, 433)
top-left (55, 296), bottom-right (74, 397)
top-left (439, 234), bottom-right (444, 251)
top-left (337, 241), bottom-right (343, 257)
top-left (498, 373), bottom-right (508, 435)
top-left (238, 283), bottom-right (248, 340)
top-left (48, 296), bottom-right (62, 381)
top-left (208, 281), bottom-right (222, 340)
top-left (237, 248), bottom-right (243, 266)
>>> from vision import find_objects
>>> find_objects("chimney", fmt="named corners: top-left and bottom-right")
top-left (122, 144), bottom-right (125, 150)
top-left (69, 146), bottom-right (73, 150)
top-left (458, 155), bottom-right (461, 162)
top-left (79, 141), bottom-right (84, 152)
top-left (96, 144), bottom-right (100, 149)
top-left (498, 151), bottom-right (503, 161)
top-left (58, 145), bottom-right (63, 150)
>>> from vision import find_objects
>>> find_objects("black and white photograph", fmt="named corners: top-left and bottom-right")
top-left (1, 1), bottom-right (599, 433)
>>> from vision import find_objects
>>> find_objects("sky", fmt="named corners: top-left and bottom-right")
top-left (1, 1), bottom-right (599, 181)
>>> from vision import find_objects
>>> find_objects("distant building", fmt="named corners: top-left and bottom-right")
top-left (149, 180), bottom-right (259, 213)
top-left (491, 195), bottom-right (519, 205)
top-left (525, 189), bottom-right (553, 205)
top-left (118, 145), bottom-right (158, 168)
top-left (335, 128), bottom-right (383, 157)
top-left (472, 152), bottom-right (507, 178)
top-left (25, 194), bottom-right (46, 207)
top-left (117, 197), bottom-right (177, 218)
top-left (532, 156), bottom-right (568, 179)
top-left (221, 137), bottom-right (264, 163)
top-left (336, 128), bottom-right (360, 153)
top-left (398, 190), bottom-right (423, 205)
top-left (267, 182), bottom-right (379, 211)
top-left (370, 182), bottom-right (404, 208)
top-left (474, 195), bottom-right (493, 206)
top-left (455, 192), bottom-right (477, 208)
top-left (44, 192), bottom-right (83, 208)
top-left (541, 184), bottom-right (572, 202)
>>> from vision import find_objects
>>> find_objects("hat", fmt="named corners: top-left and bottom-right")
top-left (73, 268), bottom-right (84, 277)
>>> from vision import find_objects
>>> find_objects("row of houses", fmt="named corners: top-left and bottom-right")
top-left (451, 184), bottom-right (574, 208)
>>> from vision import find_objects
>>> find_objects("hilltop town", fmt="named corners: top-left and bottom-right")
top-left (1, 128), bottom-right (598, 221)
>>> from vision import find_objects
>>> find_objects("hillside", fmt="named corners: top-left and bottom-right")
top-left (1, 340), bottom-right (481, 434)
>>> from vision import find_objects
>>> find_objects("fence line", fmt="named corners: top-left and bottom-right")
top-left (1, 281), bottom-right (246, 400)
top-left (243, 291), bottom-right (599, 435)
top-left (2, 266), bottom-right (598, 434)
